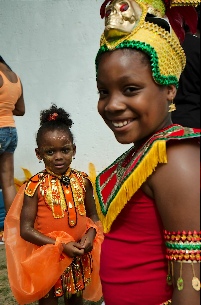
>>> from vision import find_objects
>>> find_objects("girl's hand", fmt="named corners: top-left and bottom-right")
top-left (62, 241), bottom-right (85, 258)
top-left (79, 228), bottom-right (96, 253)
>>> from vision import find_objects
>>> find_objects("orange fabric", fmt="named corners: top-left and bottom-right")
top-left (0, 71), bottom-right (22, 127)
top-left (4, 184), bottom-right (103, 304)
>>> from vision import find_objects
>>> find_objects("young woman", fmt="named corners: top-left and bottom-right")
top-left (0, 56), bottom-right (25, 213)
top-left (95, 1), bottom-right (200, 305)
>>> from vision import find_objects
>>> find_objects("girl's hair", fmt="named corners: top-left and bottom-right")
top-left (36, 104), bottom-right (74, 146)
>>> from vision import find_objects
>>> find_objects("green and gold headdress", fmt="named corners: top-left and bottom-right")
top-left (96, 0), bottom-right (200, 87)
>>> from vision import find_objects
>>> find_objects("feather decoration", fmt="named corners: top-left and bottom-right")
top-left (166, 6), bottom-right (198, 42)
top-left (100, 0), bottom-right (113, 18)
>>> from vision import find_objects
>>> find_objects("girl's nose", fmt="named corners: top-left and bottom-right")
top-left (105, 94), bottom-right (126, 113)
top-left (55, 152), bottom-right (63, 160)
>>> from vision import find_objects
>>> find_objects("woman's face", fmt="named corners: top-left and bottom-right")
top-left (97, 49), bottom-right (175, 145)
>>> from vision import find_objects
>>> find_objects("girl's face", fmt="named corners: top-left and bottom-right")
top-left (36, 129), bottom-right (76, 176)
top-left (97, 49), bottom-right (176, 146)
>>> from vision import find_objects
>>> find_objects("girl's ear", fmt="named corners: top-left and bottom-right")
top-left (73, 144), bottom-right (76, 157)
top-left (167, 85), bottom-right (177, 100)
top-left (35, 148), bottom-right (42, 161)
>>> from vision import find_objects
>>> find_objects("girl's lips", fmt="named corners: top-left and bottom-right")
top-left (54, 164), bottom-right (65, 168)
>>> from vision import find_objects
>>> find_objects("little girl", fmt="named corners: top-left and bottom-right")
top-left (4, 104), bottom-right (103, 305)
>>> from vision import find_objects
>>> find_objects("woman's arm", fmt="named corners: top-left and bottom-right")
top-left (148, 140), bottom-right (200, 305)
top-left (13, 81), bottom-right (25, 116)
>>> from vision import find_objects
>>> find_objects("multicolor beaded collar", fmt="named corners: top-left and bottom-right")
top-left (95, 124), bottom-right (201, 233)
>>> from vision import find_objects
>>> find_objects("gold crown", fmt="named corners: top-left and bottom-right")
top-left (97, 0), bottom-right (199, 87)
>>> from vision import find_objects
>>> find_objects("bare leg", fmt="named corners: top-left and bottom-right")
top-left (38, 288), bottom-right (58, 305)
top-left (0, 152), bottom-right (17, 213)
top-left (64, 294), bottom-right (83, 305)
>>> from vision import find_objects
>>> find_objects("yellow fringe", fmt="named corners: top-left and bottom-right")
top-left (95, 140), bottom-right (167, 233)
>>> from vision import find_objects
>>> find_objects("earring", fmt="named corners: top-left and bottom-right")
top-left (73, 157), bottom-right (75, 160)
top-left (168, 99), bottom-right (176, 112)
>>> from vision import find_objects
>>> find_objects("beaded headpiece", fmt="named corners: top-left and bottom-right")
top-left (96, 0), bottom-right (200, 87)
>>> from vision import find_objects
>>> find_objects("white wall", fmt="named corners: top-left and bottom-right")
top-left (0, 0), bottom-right (131, 180)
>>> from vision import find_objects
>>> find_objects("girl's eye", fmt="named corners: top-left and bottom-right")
top-left (98, 89), bottom-right (108, 97)
top-left (46, 150), bottom-right (54, 155)
top-left (124, 87), bottom-right (138, 94)
top-left (62, 149), bottom-right (69, 154)
top-left (120, 3), bottom-right (129, 12)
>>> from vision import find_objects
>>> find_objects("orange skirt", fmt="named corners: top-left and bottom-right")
top-left (4, 185), bottom-right (103, 304)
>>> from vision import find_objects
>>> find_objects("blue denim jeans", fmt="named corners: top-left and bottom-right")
top-left (0, 127), bottom-right (18, 155)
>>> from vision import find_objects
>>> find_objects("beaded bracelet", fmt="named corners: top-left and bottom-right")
top-left (160, 300), bottom-right (172, 305)
top-left (164, 230), bottom-right (201, 292)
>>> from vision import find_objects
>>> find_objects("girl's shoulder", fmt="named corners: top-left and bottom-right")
top-left (24, 171), bottom-right (46, 197)
top-left (71, 168), bottom-right (89, 179)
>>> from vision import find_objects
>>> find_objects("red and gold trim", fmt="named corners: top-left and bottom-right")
top-left (95, 125), bottom-right (201, 233)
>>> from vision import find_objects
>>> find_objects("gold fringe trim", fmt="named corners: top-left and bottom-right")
top-left (95, 140), bottom-right (167, 233)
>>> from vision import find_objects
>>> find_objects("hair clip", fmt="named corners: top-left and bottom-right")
top-left (48, 113), bottom-right (58, 121)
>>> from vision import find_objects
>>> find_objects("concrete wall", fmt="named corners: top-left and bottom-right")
top-left (0, 0), bottom-right (131, 180)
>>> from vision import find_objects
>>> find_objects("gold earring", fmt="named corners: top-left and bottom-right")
top-left (168, 99), bottom-right (176, 112)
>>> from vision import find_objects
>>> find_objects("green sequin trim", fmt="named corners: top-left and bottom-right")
top-left (95, 40), bottom-right (179, 88)
top-left (165, 241), bottom-right (201, 250)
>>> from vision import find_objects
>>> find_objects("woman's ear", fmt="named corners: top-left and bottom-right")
top-left (167, 85), bottom-right (177, 100)
top-left (35, 148), bottom-right (42, 161)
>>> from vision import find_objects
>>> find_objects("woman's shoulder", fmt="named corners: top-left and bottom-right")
top-left (0, 67), bottom-right (19, 85)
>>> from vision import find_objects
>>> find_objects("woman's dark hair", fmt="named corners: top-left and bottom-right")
top-left (0, 56), bottom-right (12, 71)
top-left (36, 104), bottom-right (74, 146)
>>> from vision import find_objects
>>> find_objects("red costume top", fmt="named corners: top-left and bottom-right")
top-left (96, 124), bottom-right (200, 305)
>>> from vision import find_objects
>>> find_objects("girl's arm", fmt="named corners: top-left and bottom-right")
top-left (84, 177), bottom-right (99, 223)
top-left (20, 187), bottom-right (56, 246)
top-left (79, 178), bottom-right (100, 251)
top-left (20, 186), bottom-right (85, 257)
top-left (147, 140), bottom-right (200, 305)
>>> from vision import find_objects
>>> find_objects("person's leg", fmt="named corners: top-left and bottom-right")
top-left (38, 288), bottom-right (58, 305)
top-left (0, 152), bottom-right (16, 213)
top-left (64, 293), bottom-right (83, 305)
